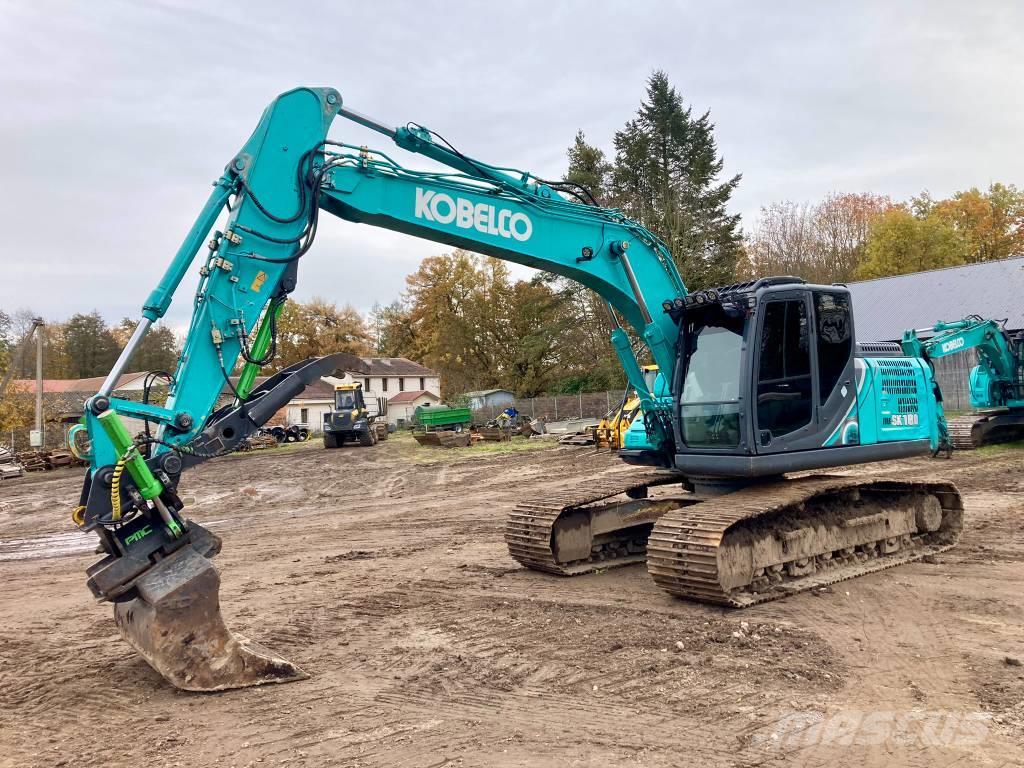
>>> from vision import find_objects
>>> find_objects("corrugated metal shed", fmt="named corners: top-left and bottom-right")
top-left (848, 256), bottom-right (1024, 342)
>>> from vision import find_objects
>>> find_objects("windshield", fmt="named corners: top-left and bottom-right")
top-left (679, 315), bottom-right (745, 448)
top-left (680, 325), bottom-right (743, 404)
top-left (335, 391), bottom-right (357, 409)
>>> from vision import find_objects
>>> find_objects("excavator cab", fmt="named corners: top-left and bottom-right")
top-left (662, 277), bottom-right (941, 478)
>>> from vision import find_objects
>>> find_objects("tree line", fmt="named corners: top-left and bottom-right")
top-left (742, 184), bottom-right (1024, 283)
top-left (4, 71), bottom-right (1022, 408)
top-left (0, 310), bottom-right (181, 380)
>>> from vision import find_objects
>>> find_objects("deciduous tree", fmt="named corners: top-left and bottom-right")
top-left (931, 183), bottom-right (1024, 264)
top-left (273, 297), bottom-right (373, 371)
top-left (113, 318), bottom-right (180, 373)
top-left (857, 207), bottom-right (965, 279)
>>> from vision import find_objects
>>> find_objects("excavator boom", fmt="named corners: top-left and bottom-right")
top-left (76, 87), bottom-right (688, 691)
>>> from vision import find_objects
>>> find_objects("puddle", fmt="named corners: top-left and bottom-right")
top-left (0, 530), bottom-right (97, 561)
top-left (0, 517), bottom-right (245, 562)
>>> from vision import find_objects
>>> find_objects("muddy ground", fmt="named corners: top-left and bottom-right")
top-left (0, 436), bottom-right (1022, 767)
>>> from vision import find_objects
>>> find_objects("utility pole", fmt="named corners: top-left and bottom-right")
top-left (34, 324), bottom-right (43, 448)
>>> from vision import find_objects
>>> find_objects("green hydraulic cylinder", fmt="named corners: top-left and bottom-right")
top-left (236, 300), bottom-right (284, 401)
top-left (97, 409), bottom-right (164, 501)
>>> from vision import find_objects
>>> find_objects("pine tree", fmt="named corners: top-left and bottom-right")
top-left (64, 312), bottom-right (120, 378)
top-left (610, 71), bottom-right (742, 289)
top-left (565, 131), bottom-right (612, 204)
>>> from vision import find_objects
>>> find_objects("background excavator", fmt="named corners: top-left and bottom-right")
top-left (75, 87), bottom-right (962, 692)
top-left (593, 365), bottom-right (657, 449)
top-left (902, 315), bottom-right (1024, 449)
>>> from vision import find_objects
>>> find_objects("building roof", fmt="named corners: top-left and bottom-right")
top-left (848, 256), bottom-right (1024, 341)
top-left (464, 389), bottom-right (514, 398)
top-left (292, 379), bottom-right (336, 401)
top-left (388, 389), bottom-right (439, 404)
top-left (339, 357), bottom-right (437, 377)
top-left (218, 376), bottom-right (338, 401)
top-left (9, 372), bottom-right (149, 394)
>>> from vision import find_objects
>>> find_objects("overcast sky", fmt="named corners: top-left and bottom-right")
top-left (2, 0), bottom-right (1022, 331)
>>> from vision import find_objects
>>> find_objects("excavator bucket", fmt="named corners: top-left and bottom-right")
top-left (113, 545), bottom-right (307, 692)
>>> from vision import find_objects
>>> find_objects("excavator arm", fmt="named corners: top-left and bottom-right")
top-left (901, 315), bottom-right (1024, 410)
top-left (77, 87), bottom-right (688, 690)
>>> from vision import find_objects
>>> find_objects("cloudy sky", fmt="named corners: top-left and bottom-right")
top-left (1, 1), bottom-right (1022, 331)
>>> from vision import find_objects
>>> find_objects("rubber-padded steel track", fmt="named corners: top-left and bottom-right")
top-left (505, 471), bottom-right (683, 575)
top-left (948, 415), bottom-right (982, 450)
top-left (946, 412), bottom-right (1024, 449)
top-left (647, 475), bottom-right (963, 607)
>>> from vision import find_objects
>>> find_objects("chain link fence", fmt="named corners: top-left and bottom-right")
top-left (470, 390), bottom-right (628, 424)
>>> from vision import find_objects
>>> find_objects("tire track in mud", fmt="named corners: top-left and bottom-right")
top-left (751, 481), bottom-right (1024, 767)
top-left (2, 441), bottom-right (1023, 767)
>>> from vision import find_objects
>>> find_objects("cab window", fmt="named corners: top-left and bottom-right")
top-left (757, 299), bottom-right (812, 439)
top-left (814, 292), bottom-right (852, 404)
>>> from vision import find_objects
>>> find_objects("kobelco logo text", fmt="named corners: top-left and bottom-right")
top-left (941, 338), bottom-right (965, 354)
top-left (414, 188), bottom-right (533, 242)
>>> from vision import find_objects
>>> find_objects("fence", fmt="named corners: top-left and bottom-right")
top-left (470, 390), bottom-right (628, 424)
top-left (470, 353), bottom-right (983, 425)
top-left (932, 349), bottom-right (978, 412)
top-left (1, 389), bottom-right (151, 453)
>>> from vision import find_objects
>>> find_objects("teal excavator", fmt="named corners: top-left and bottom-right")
top-left (75, 87), bottom-right (963, 692)
top-left (902, 316), bottom-right (1024, 450)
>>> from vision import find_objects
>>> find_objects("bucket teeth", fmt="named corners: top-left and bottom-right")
top-left (114, 545), bottom-right (307, 692)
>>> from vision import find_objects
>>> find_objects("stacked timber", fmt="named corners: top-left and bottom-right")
top-left (236, 434), bottom-right (279, 452)
top-left (558, 429), bottom-right (596, 446)
top-left (16, 449), bottom-right (78, 471)
top-left (0, 444), bottom-right (24, 480)
top-left (478, 427), bottom-right (511, 442)
top-left (48, 450), bottom-right (74, 468)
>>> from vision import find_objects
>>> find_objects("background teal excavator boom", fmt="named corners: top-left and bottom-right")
top-left (902, 315), bottom-right (1024, 449)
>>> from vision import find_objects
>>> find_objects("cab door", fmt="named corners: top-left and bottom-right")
top-left (752, 288), bottom-right (859, 453)
top-left (753, 293), bottom-right (818, 453)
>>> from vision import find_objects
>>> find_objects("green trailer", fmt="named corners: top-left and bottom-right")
top-left (414, 404), bottom-right (472, 431)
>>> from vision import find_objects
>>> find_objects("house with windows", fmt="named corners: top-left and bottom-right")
top-left (217, 357), bottom-right (440, 430)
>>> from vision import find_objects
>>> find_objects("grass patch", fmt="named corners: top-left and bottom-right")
top-left (223, 436), bottom-right (324, 459)
top-left (974, 439), bottom-right (1024, 456)
top-left (388, 428), bottom-right (557, 463)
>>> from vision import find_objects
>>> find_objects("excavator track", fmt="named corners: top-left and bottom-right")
top-left (946, 413), bottom-right (1024, 449)
top-left (647, 475), bottom-right (963, 607)
top-left (505, 471), bottom-right (688, 575)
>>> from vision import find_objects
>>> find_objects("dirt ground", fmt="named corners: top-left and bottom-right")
top-left (1, 436), bottom-right (1022, 767)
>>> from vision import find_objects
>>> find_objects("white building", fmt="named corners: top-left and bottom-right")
top-left (221, 358), bottom-right (441, 430)
top-left (387, 390), bottom-right (441, 426)
top-left (281, 378), bottom-right (335, 429)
